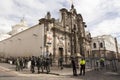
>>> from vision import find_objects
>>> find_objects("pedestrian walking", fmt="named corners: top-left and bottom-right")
top-left (79, 58), bottom-right (86, 76)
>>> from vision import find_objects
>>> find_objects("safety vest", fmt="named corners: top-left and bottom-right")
top-left (100, 58), bottom-right (105, 62)
top-left (80, 60), bottom-right (86, 65)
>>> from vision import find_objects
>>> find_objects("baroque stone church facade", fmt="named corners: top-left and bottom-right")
top-left (39, 5), bottom-right (91, 61)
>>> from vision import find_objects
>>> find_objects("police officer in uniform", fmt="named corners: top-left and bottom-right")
top-left (36, 57), bottom-right (40, 73)
top-left (79, 58), bottom-right (86, 76)
top-left (46, 57), bottom-right (50, 74)
top-left (58, 57), bottom-right (63, 70)
top-left (31, 56), bottom-right (35, 73)
top-left (71, 57), bottom-right (77, 76)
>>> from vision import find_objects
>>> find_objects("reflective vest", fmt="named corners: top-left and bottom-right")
top-left (80, 60), bottom-right (86, 65)
top-left (100, 58), bottom-right (105, 62)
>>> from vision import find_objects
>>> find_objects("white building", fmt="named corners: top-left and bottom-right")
top-left (8, 18), bottom-right (29, 35)
top-left (0, 18), bottom-right (28, 42)
top-left (0, 34), bottom-right (11, 41)
top-left (91, 35), bottom-right (118, 59)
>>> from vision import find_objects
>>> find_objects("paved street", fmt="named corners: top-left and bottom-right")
top-left (0, 63), bottom-right (120, 80)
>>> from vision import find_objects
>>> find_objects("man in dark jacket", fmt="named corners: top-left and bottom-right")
top-left (36, 57), bottom-right (43, 73)
top-left (58, 57), bottom-right (63, 70)
top-left (46, 58), bottom-right (50, 74)
top-left (71, 57), bottom-right (77, 76)
top-left (31, 56), bottom-right (35, 73)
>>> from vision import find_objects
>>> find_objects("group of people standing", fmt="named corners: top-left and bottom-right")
top-left (15, 56), bottom-right (87, 75)
top-left (15, 55), bottom-right (52, 74)
top-left (7, 55), bottom-right (105, 76)
top-left (31, 56), bottom-right (52, 74)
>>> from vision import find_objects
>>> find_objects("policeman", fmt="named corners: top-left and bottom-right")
top-left (19, 57), bottom-right (24, 71)
top-left (46, 57), bottom-right (50, 74)
top-left (36, 57), bottom-right (40, 73)
top-left (100, 58), bottom-right (105, 68)
top-left (58, 57), bottom-right (63, 70)
top-left (71, 57), bottom-right (77, 76)
top-left (31, 56), bottom-right (35, 73)
top-left (79, 58), bottom-right (86, 76)
top-left (49, 53), bottom-right (53, 67)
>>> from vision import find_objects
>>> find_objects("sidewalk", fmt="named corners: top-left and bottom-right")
top-left (0, 63), bottom-right (120, 80)
top-left (0, 63), bottom-right (92, 76)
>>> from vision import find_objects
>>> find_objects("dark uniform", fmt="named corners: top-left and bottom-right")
top-left (100, 58), bottom-right (105, 67)
top-left (36, 57), bottom-right (43, 73)
top-left (100, 58), bottom-right (105, 70)
top-left (31, 56), bottom-right (35, 73)
top-left (58, 57), bottom-right (63, 70)
top-left (19, 58), bottom-right (24, 71)
top-left (71, 57), bottom-right (77, 76)
top-left (49, 53), bottom-right (53, 67)
top-left (45, 58), bottom-right (50, 74)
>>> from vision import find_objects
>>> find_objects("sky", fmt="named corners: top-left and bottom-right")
top-left (0, 0), bottom-right (120, 42)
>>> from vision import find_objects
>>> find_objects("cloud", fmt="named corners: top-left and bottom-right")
top-left (0, 0), bottom-right (68, 33)
top-left (0, 17), bottom-right (14, 33)
top-left (0, 0), bottom-right (120, 43)
top-left (91, 18), bottom-right (120, 36)
top-left (74, 0), bottom-right (120, 37)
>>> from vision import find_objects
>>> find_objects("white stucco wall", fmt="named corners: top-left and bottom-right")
top-left (92, 35), bottom-right (117, 52)
top-left (104, 37), bottom-right (116, 52)
top-left (0, 24), bottom-right (44, 57)
top-left (0, 34), bottom-right (11, 41)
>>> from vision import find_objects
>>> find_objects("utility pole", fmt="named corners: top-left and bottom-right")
top-left (114, 38), bottom-right (119, 60)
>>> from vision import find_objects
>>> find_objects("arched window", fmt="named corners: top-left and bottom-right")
top-left (93, 43), bottom-right (96, 48)
top-left (100, 42), bottom-right (103, 48)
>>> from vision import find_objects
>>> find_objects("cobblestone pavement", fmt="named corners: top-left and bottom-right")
top-left (0, 63), bottom-right (120, 80)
